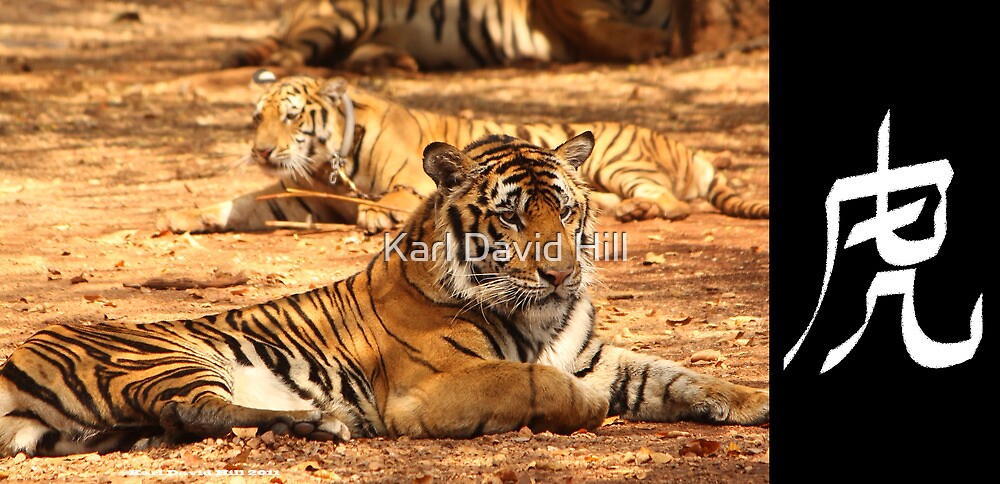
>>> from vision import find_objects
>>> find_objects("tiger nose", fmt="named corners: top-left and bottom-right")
top-left (254, 147), bottom-right (273, 161)
top-left (538, 268), bottom-right (573, 287)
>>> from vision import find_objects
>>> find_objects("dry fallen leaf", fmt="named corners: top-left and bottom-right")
top-left (651, 451), bottom-right (673, 464)
top-left (265, 273), bottom-right (287, 285)
top-left (231, 426), bottom-right (257, 439)
top-left (532, 460), bottom-right (566, 471)
top-left (642, 252), bottom-right (666, 265)
top-left (225, 448), bottom-right (251, 468)
top-left (726, 441), bottom-right (742, 456)
top-left (601, 416), bottom-right (624, 427)
top-left (690, 349), bottom-right (723, 363)
top-left (680, 439), bottom-right (721, 457)
top-left (313, 469), bottom-right (336, 479)
top-left (655, 430), bottom-right (690, 439)
top-left (666, 316), bottom-right (692, 325)
top-left (181, 231), bottom-right (206, 250)
top-left (182, 449), bottom-right (203, 466)
top-left (292, 460), bottom-right (324, 472)
top-left (636, 447), bottom-right (652, 464)
top-left (727, 315), bottom-right (761, 326)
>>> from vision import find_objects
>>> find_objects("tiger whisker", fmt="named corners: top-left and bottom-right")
top-left (227, 153), bottom-right (255, 172)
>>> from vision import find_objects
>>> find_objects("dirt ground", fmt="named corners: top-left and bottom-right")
top-left (0, 1), bottom-right (770, 482)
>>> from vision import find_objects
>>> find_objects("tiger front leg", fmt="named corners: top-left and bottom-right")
top-left (578, 345), bottom-right (768, 425)
top-left (385, 362), bottom-right (609, 439)
top-left (157, 396), bottom-right (351, 445)
top-left (157, 181), bottom-right (334, 233)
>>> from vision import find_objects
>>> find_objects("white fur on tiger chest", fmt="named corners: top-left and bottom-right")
top-left (536, 295), bottom-right (595, 372)
top-left (229, 365), bottom-right (317, 412)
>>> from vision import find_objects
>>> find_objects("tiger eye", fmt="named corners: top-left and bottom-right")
top-left (499, 211), bottom-right (519, 226)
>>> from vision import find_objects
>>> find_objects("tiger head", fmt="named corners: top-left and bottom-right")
top-left (247, 69), bottom-right (351, 180)
top-left (417, 132), bottom-right (599, 320)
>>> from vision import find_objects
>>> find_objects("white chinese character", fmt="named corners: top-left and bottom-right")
top-left (784, 110), bottom-right (984, 373)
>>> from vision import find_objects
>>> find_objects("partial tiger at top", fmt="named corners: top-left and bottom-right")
top-left (224, 0), bottom-right (694, 71)
top-left (158, 70), bottom-right (768, 235)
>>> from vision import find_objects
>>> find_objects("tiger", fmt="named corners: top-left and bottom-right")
top-left (1, 132), bottom-right (768, 457)
top-left (158, 70), bottom-right (768, 235)
top-left (225, 0), bottom-right (694, 71)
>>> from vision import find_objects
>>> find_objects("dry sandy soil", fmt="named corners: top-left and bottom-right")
top-left (0, 1), bottom-right (769, 482)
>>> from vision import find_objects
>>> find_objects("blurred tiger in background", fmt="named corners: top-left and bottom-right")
top-left (224, 0), bottom-right (694, 71)
top-left (2, 132), bottom-right (768, 457)
top-left (158, 70), bottom-right (768, 234)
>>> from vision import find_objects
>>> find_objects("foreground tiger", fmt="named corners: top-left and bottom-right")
top-left (1, 133), bottom-right (768, 457)
top-left (159, 71), bottom-right (767, 235)
top-left (226, 0), bottom-right (693, 71)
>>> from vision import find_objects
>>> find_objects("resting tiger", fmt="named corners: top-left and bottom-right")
top-left (158, 71), bottom-right (768, 235)
top-left (0, 133), bottom-right (768, 457)
top-left (225, 0), bottom-right (693, 71)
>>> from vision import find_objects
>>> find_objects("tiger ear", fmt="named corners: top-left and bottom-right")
top-left (423, 142), bottom-right (474, 191)
top-left (555, 131), bottom-right (595, 169)
top-left (321, 77), bottom-right (349, 100)
top-left (250, 69), bottom-right (277, 93)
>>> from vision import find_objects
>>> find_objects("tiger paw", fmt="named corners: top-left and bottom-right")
top-left (265, 48), bottom-right (307, 68)
top-left (270, 415), bottom-right (352, 442)
top-left (357, 189), bottom-right (422, 234)
top-left (344, 44), bottom-right (420, 73)
top-left (689, 383), bottom-right (769, 426)
top-left (615, 197), bottom-right (690, 222)
top-left (623, 29), bottom-right (671, 62)
top-left (357, 207), bottom-right (396, 235)
top-left (157, 204), bottom-right (231, 234)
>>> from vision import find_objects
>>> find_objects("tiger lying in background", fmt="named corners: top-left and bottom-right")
top-left (226, 0), bottom-right (693, 71)
top-left (159, 70), bottom-right (767, 235)
top-left (1, 132), bottom-right (768, 457)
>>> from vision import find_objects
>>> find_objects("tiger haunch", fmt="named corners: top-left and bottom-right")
top-left (3, 132), bottom-right (767, 457)
top-left (158, 72), bottom-right (767, 235)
